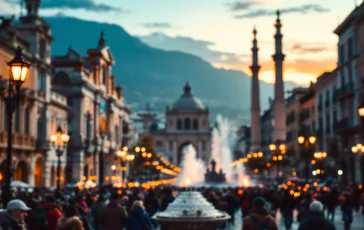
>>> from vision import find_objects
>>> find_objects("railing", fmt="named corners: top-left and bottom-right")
top-left (0, 132), bottom-right (36, 149)
top-left (51, 91), bottom-right (67, 106)
top-left (334, 82), bottom-right (354, 101)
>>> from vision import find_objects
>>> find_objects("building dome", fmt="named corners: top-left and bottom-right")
top-left (171, 82), bottom-right (205, 111)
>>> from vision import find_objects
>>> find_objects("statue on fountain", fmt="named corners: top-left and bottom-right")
top-left (205, 159), bottom-right (226, 183)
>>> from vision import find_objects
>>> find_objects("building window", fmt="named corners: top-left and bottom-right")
top-left (37, 120), bottom-right (43, 139)
top-left (85, 113), bottom-right (92, 140)
top-left (38, 71), bottom-right (46, 91)
top-left (24, 107), bottom-right (30, 134)
top-left (101, 65), bottom-right (106, 84)
top-left (156, 140), bottom-right (163, 148)
top-left (193, 119), bottom-right (199, 130)
top-left (169, 119), bottom-right (173, 128)
top-left (177, 119), bottom-right (182, 130)
top-left (184, 118), bottom-right (191, 130)
top-left (339, 44), bottom-right (345, 64)
top-left (169, 141), bottom-right (173, 152)
top-left (348, 38), bottom-right (353, 57)
top-left (115, 125), bottom-right (119, 144)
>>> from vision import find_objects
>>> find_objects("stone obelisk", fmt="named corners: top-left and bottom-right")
top-left (250, 26), bottom-right (261, 151)
top-left (272, 10), bottom-right (286, 142)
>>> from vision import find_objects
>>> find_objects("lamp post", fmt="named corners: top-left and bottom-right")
top-left (313, 151), bottom-right (327, 178)
top-left (269, 143), bottom-right (286, 180)
top-left (351, 143), bottom-right (364, 183)
top-left (117, 146), bottom-right (135, 186)
top-left (1, 47), bottom-right (30, 207)
top-left (297, 135), bottom-right (316, 183)
top-left (50, 126), bottom-right (70, 191)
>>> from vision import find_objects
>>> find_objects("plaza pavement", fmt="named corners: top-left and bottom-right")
top-left (226, 208), bottom-right (364, 230)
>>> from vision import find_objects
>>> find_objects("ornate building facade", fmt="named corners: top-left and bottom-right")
top-left (0, 0), bottom-right (69, 188)
top-left (52, 33), bottom-right (131, 184)
top-left (149, 83), bottom-right (211, 166)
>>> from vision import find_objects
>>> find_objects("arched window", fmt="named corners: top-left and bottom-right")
top-left (184, 118), bottom-right (191, 130)
top-left (85, 112), bottom-right (92, 139)
top-left (193, 119), bottom-right (199, 130)
top-left (24, 107), bottom-right (30, 134)
top-left (177, 119), bottom-right (182, 130)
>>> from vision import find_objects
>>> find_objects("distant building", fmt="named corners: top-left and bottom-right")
top-left (148, 82), bottom-right (211, 166)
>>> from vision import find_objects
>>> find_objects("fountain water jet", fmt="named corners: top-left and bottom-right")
top-left (176, 115), bottom-right (250, 187)
top-left (176, 145), bottom-right (205, 187)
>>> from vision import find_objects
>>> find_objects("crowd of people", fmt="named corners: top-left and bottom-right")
top-left (0, 184), bottom-right (362, 230)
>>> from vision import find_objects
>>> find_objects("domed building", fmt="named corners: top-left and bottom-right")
top-left (150, 82), bottom-right (211, 165)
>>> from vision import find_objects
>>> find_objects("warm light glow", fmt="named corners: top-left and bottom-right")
top-left (273, 156), bottom-right (277, 161)
top-left (313, 182), bottom-right (318, 187)
top-left (111, 165), bottom-right (116, 170)
top-left (254, 168), bottom-right (259, 173)
top-left (258, 152), bottom-right (263, 157)
top-left (278, 155), bottom-right (283, 161)
top-left (358, 107), bottom-right (364, 117)
top-left (10, 65), bottom-right (28, 82)
top-left (247, 154), bottom-right (252, 158)
top-left (253, 153), bottom-right (258, 158)
top-left (297, 136), bottom-right (305, 144)
top-left (292, 171), bottom-right (296, 176)
top-left (141, 147), bottom-right (146, 152)
top-left (135, 146), bottom-right (140, 152)
top-left (316, 169), bottom-right (320, 174)
top-left (312, 171), bottom-right (317, 176)
top-left (356, 143), bottom-right (363, 150)
top-left (184, 178), bottom-right (191, 187)
top-left (50, 134), bottom-right (57, 143)
top-left (266, 163), bottom-right (271, 167)
top-left (123, 146), bottom-right (128, 151)
top-left (279, 144), bottom-right (286, 151)
top-left (142, 152), bottom-right (147, 158)
top-left (352, 146), bottom-right (358, 153)
top-left (309, 136), bottom-right (316, 144)
top-left (311, 160), bottom-right (316, 165)
top-left (338, 170), bottom-right (343, 175)
top-left (269, 144), bottom-right (276, 151)
top-left (147, 153), bottom-right (152, 158)
top-left (61, 134), bottom-right (70, 143)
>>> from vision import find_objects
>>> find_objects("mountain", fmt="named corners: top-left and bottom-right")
top-left (45, 16), bottom-right (298, 125)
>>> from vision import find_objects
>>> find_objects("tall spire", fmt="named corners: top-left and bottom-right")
top-left (250, 26), bottom-right (261, 152)
top-left (272, 9), bottom-right (286, 142)
top-left (183, 81), bottom-right (191, 94)
top-left (98, 30), bottom-right (106, 47)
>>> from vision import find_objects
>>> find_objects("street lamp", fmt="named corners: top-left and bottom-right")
top-left (269, 143), bottom-right (286, 180)
top-left (297, 135), bottom-right (316, 183)
top-left (2, 47), bottom-right (30, 207)
top-left (50, 126), bottom-right (70, 191)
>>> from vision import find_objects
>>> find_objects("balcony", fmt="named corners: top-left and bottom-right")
top-left (334, 118), bottom-right (359, 134)
top-left (334, 82), bottom-right (354, 101)
top-left (36, 138), bottom-right (51, 151)
top-left (0, 132), bottom-right (35, 150)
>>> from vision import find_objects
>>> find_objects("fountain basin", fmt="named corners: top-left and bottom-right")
top-left (152, 191), bottom-right (230, 230)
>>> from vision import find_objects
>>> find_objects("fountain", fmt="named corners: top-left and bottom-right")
top-left (205, 159), bottom-right (226, 183)
top-left (176, 115), bottom-right (250, 187)
top-left (152, 191), bottom-right (230, 230)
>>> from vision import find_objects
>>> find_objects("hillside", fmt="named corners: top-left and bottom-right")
top-left (45, 16), bottom-right (298, 125)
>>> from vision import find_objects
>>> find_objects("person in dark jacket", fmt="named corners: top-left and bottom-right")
top-left (280, 190), bottom-right (295, 230)
top-left (160, 188), bottom-right (175, 211)
top-left (91, 194), bottom-right (107, 230)
top-left (298, 200), bottom-right (336, 230)
top-left (0, 199), bottom-right (31, 230)
top-left (97, 193), bottom-right (127, 230)
top-left (242, 197), bottom-right (278, 230)
top-left (126, 200), bottom-right (153, 230)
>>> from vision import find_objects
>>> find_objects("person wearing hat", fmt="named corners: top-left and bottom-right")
top-left (298, 200), bottom-right (335, 230)
top-left (0, 199), bottom-right (31, 230)
top-left (242, 197), bottom-right (278, 230)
